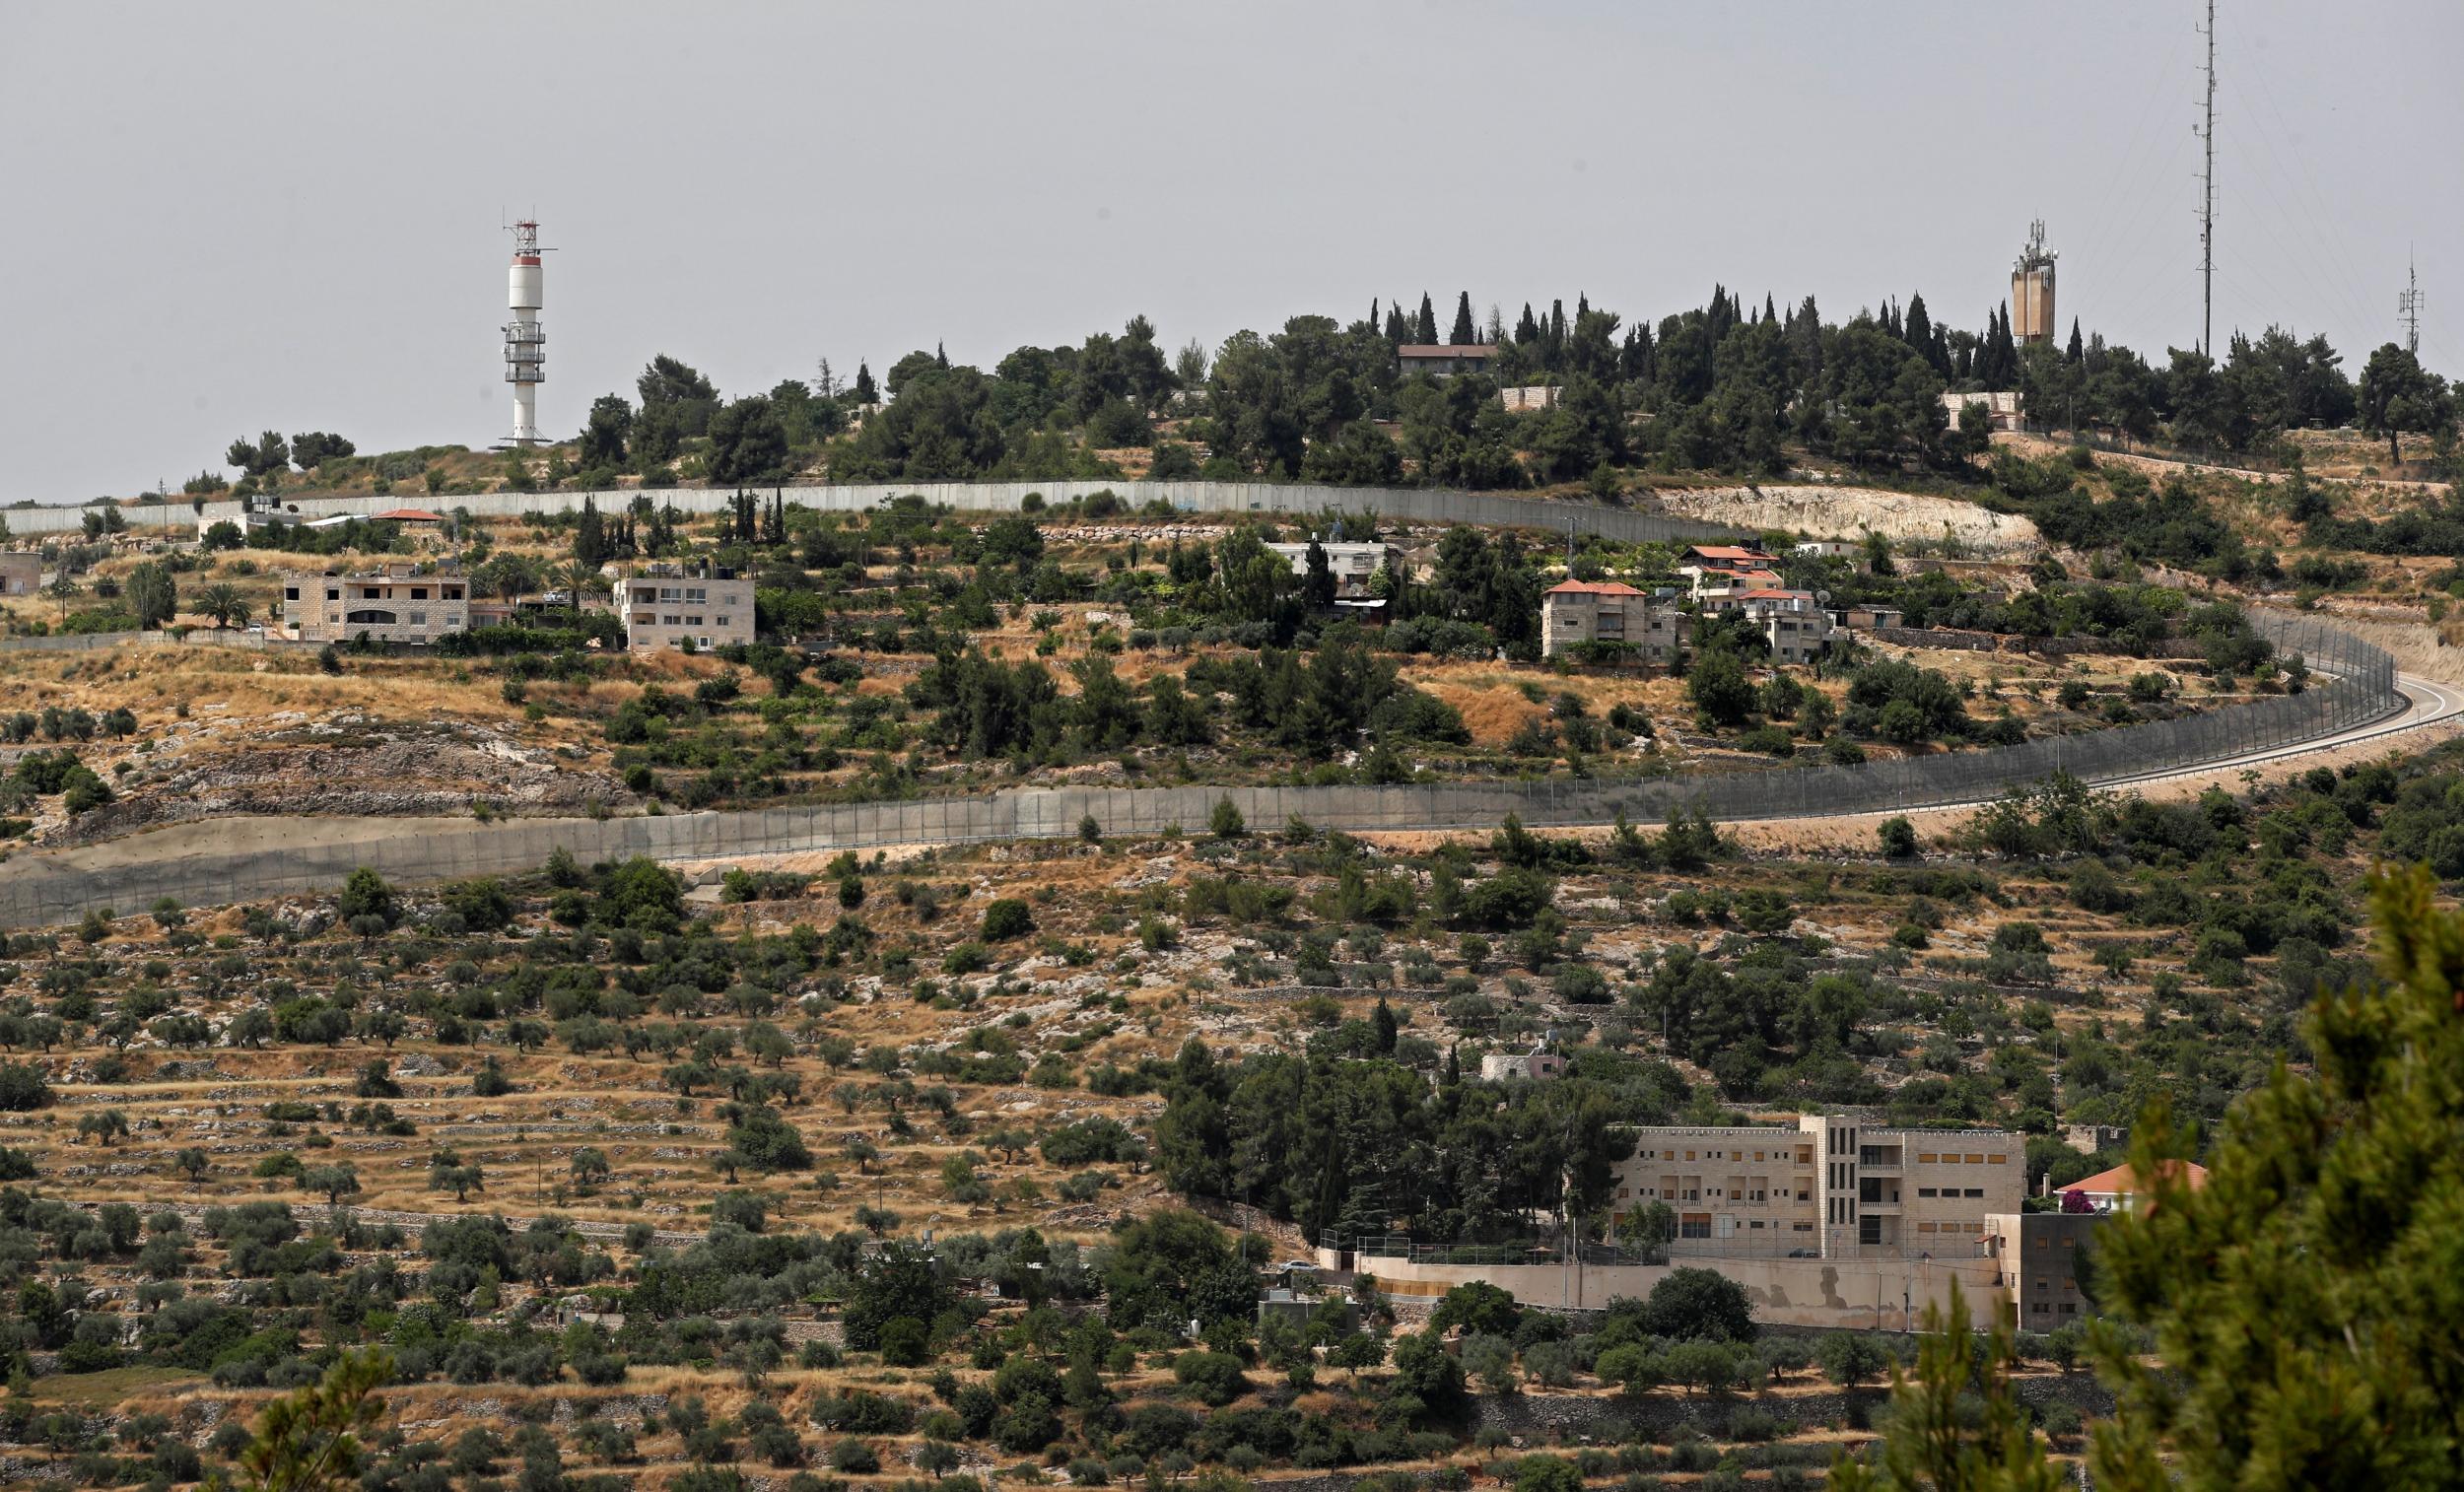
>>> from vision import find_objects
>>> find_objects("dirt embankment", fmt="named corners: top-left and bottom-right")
top-left (1642, 484), bottom-right (2039, 554)
top-left (52, 717), bottom-right (631, 847)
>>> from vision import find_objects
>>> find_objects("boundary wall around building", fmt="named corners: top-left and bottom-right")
top-left (1328, 1250), bottom-right (2003, 1331)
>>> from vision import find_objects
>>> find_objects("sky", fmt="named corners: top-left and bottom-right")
top-left (3, 0), bottom-right (2458, 507)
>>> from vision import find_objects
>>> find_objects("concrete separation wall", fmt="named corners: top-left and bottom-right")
top-left (157, 480), bottom-right (1746, 547)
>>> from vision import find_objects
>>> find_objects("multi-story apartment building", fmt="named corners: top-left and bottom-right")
top-left (613, 563), bottom-right (755, 653)
top-left (1541, 579), bottom-right (1684, 662)
top-left (283, 564), bottom-right (471, 645)
top-left (1608, 1113), bottom-right (2024, 1260)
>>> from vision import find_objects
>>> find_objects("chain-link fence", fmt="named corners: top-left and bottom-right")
top-left (0, 614), bottom-right (2402, 930)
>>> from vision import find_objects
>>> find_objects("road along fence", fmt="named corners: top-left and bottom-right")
top-left (0, 614), bottom-right (2398, 930)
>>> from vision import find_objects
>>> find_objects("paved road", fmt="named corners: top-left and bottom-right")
top-left (5, 668), bottom-right (2450, 931)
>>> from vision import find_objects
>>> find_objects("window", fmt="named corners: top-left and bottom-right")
top-left (715, 615), bottom-right (730, 627)
top-left (1964, 1187), bottom-right (1985, 1198)
top-left (285, 586), bottom-right (300, 601)
top-left (410, 587), bottom-right (429, 601)
top-left (1918, 1153), bottom-right (1939, 1164)
top-left (1966, 1154), bottom-right (1986, 1164)
top-left (408, 612), bottom-right (427, 626)
top-left (326, 589), bottom-right (341, 601)
top-left (1987, 1154), bottom-right (2008, 1164)
top-left (2060, 1236), bottom-right (2076, 1249)
top-left (1918, 1187), bottom-right (1938, 1198)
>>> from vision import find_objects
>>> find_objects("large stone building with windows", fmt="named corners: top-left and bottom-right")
top-left (1608, 1113), bottom-right (2024, 1260)
top-left (612, 563), bottom-right (755, 653)
top-left (282, 564), bottom-right (471, 645)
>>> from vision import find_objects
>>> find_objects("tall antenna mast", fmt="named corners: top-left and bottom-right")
top-left (2399, 253), bottom-right (2424, 357)
top-left (2194, 0), bottom-right (2217, 357)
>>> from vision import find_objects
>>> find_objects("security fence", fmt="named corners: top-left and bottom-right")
top-left (0, 614), bottom-right (2401, 930)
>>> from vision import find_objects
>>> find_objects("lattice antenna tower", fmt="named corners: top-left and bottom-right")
top-left (2193, 0), bottom-right (2217, 356)
top-left (2399, 253), bottom-right (2424, 357)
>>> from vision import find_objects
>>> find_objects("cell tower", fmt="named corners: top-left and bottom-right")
top-left (504, 220), bottom-right (546, 445)
top-left (2399, 255), bottom-right (2424, 357)
top-left (2012, 221), bottom-right (2058, 344)
top-left (2193, 0), bottom-right (2216, 357)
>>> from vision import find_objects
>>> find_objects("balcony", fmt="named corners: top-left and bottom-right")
top-left (1857, 1151), bottom-right (1903, 1173)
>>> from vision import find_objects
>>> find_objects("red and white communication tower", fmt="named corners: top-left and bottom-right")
top-left (504, 220), bottom-right (546, 444)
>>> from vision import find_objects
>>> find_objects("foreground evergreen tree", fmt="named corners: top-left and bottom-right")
top-left (2088, 864), bottom-right (2464, 1489)
top-left (1844, 867), bottom-right (2464, 1490)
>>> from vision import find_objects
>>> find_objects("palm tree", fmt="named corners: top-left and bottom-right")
top-left (197, 582), bottom-right (249, 629)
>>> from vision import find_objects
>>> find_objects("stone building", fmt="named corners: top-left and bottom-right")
top-left (283, 564), bottom-right (471, 645)
top-left (1608, 1113), bottom-right (2025, 1261)
top-left (613, 563), bottom-right (755, 653)
top-left (0, 553), bottom-right (39, 597)
top-left (1541, 579), bottom-right (1682, 662)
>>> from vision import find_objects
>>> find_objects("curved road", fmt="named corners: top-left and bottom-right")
top-left (3, 667), bottom-right (2455, 932)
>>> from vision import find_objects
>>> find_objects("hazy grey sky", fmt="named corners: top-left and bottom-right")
top-left (4, 0), bottom-right (2457, 507)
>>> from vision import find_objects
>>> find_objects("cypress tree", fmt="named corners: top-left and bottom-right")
top-left (1384, 303), bottom-right (1409, 344)
top-left (1448, 291), bottom-right (1476, 346)
top-left (1414, 293), bottom-right (1438, 344)
top-left (2066, 316), bottom-right (2085, 365)
top-left (1515, 303), bottom-right (1540, 345)
top-left (575, 494), bottom-right (605, 568)
top-left (852, 361), bottom-right (877, 404)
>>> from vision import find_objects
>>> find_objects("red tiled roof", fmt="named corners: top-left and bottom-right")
top-left (2068, 1160), bottom-right (2209, 1196)
top-left (1398, 344), bottom-right (1498, 357)
top-left (1546, 580), bottom-right (1644, 596)
top-left (1686, 545), bottom-right (1773, 562)
top-left (374, 508), bottom-right (445, 521)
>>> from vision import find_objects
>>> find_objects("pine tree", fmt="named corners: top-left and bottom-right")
top-left (1384, 302), bottom-right (1409, 344)
top-left (1414, 293), bottom-right (1438, 344)
top-left (1829, 1285), bottom-right (2060, 1491)
top-left (1448, 291), bottom-right (1476, 346)
top-left (1515, 303), bottom-right (1540, 345)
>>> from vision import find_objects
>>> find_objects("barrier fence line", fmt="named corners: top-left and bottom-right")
top-left (0, 612), bottom-right (2404, 930)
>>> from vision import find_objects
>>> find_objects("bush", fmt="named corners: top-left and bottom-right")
top-left (0, 1062), bottom-right (54, 1112)
top-left (1172, 1350), bottom-right (1249, 1406)
top-left (1878, 816), bottom-right (1918, 858)
top-left (980, 899), bottom-right (1034, 940)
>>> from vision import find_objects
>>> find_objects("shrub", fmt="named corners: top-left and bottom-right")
top-left (980, 899), bottom-right (1034, 940)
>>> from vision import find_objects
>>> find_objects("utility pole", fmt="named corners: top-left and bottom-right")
top-left (2194, 0), bottom-right (2217, 358)
top-left (2400, 253), bottom-right (2424, 357)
